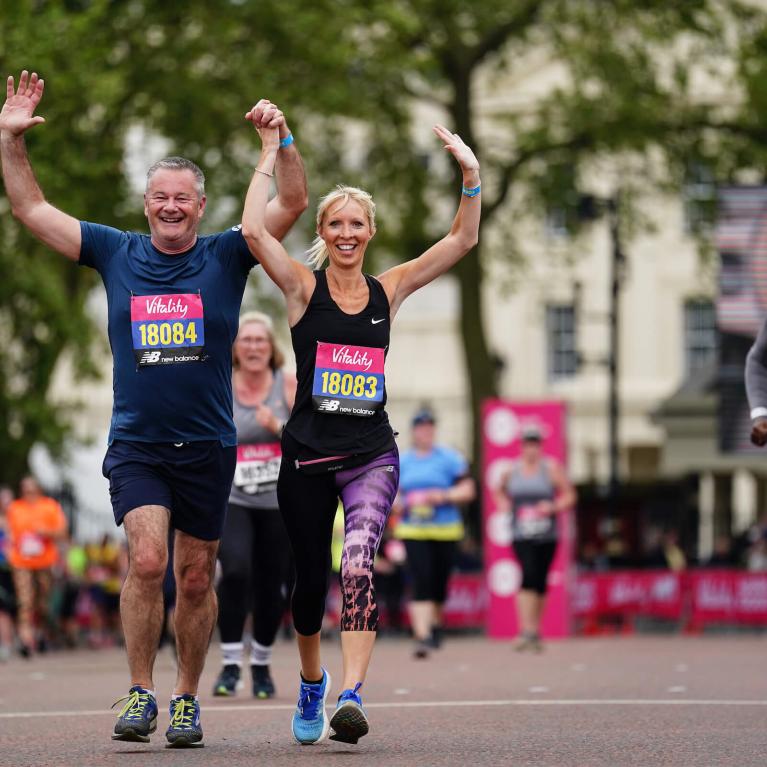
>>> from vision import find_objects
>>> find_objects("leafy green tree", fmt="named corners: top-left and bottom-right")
top-left (2, 0), bottom-right (766, 487)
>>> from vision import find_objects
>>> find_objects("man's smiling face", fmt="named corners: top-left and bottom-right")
top-left (144, 168), bottom-right (206, 253)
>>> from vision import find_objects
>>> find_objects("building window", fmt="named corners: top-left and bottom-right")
top-left (546, 304), bottom-right (578, 381)
top-left (683, 163), bottom-right (716, 234)
top-left (684, 299), bottom-right (717, 375)
top-left (544, 207), bottom-right (570, 239)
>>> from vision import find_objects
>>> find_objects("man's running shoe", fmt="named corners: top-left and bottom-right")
top-left (111, 686), bottom-right (158, 743)
top-left (329, 683), bottom-right (369, 744)
top-left (252, 664), bottom-right (276, 699)
top-left (213, 664), bottom-right (241, 696)
top-left (291, 668), bottom-right (331, 744)
top-left (165, 695), bottom-right (204, 748)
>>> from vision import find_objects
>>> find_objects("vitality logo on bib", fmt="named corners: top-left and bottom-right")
top-left (131, 293), bottom-right (205, 366)
top-left (312, 341), bottom-right (385, 417)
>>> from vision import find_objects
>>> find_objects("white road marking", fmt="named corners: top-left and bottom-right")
top-left (528, 686), bottom-right (549, 693)
top-left (393, 689), bottom-right (410, 695)
top-left (2, 698), bottom-right (767, 719)
top-left (668, 686), bottom-right (687, 694)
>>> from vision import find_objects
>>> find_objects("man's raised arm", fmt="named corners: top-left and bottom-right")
top-left (0, 71), bottom-right (81, 261)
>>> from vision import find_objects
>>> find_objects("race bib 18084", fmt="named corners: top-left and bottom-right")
top-left (131, 293), bottom-right (205, 366)
top-left (312, 341), bottom-right (385, 417)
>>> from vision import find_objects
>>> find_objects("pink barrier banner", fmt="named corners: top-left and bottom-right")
top-left (689, 570), bottom-right (767, 625)
top-left (573, 571), bottom-right (684, 620)
top-left (481, 400), bottom-right (573, 638)
top-left (326, 572), bottom-right (487, 629)
top-left (442, 572), bottom-right (488, 628)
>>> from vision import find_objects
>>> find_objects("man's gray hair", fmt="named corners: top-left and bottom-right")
top-left (146, 156), bottom-right (205, 198)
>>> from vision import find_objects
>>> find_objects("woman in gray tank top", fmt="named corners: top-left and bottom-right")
top-left (212, 312), bottom-right (296, 698)
top-left (495, 424), bottom-right (576, 652)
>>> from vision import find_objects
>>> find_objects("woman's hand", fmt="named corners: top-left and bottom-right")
top-left (433, 124), bottom-right (479, 173)
top-left (255, 403), bottom-right (282, 435)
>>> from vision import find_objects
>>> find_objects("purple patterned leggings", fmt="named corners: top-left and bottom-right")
top-left (277, 448), bottom-right (399, 635)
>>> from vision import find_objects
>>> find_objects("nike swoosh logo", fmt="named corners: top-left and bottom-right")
top-left (371, 317), bottom-right (386, 324)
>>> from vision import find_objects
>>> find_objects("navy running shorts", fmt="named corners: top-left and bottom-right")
top-left (102, 440), bottom-right (237, 541)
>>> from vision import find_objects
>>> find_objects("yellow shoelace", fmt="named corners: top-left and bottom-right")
top-left (170, 698), bottom-right (196, 729)
top-left (111, 689), bottom-right (153, 721)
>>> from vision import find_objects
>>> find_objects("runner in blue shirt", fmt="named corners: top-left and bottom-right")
top-left (392, 408), bottom-right (475, 658)
top-left (0, 71), bottom-right (307, 748)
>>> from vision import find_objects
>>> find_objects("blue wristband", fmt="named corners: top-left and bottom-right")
top-left (462, 184), bottom-right (481, 198)
top-left (279, 133), bottom-right (294, 149)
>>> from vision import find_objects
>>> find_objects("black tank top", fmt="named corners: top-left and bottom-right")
top-left (285, 270), bottom-right (394, 458)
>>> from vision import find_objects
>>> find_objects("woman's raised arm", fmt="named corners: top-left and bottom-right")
top-left (379, 124), bottom-right (480, 318)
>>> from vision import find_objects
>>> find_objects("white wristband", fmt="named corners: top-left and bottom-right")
top-left (751, 407), bottom-right (767, 420)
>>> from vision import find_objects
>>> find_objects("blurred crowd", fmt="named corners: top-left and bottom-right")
top-left (578, 522), bottom-right (767, 573)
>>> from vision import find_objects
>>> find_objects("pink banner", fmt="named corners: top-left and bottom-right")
top-left (327, 572), bottom-right (487, 629)
top-left (689, 570), bottom-right (767, 625)
top-left (442, 573), bottom-right (488, 628)
top-left (573, 571), bottom-right (684, 620)
top-left (130, 293), bottom-right (204, 322)
top-left (481, 400), bottom-right (574, 638)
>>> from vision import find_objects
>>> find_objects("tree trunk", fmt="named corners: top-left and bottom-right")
top-left (454, 243), bottom-right (498, 475)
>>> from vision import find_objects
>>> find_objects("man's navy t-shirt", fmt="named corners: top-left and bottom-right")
top-left (78, 222), bottom-right (256, 447)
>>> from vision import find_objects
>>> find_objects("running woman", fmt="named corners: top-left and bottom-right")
top-left (495, 424), bottom-right (576, 652)
top-left (0, 73), bottom-right (307, 748)
top-left (241, 110), bottom-right (480, 745)
top-left (213, 311), bottom-right (296, 699)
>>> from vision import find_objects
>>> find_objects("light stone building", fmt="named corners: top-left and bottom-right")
top-left (39, 50), bottom-right (765, 557)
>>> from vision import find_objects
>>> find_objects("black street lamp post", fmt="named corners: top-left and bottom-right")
top-left (577, 193), bottom-right (627, 518)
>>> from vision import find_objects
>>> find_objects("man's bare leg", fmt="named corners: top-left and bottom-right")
top-left (172, 530), bottom-right (219, 695)
top-left (122, 506), bottom-right (170, 690)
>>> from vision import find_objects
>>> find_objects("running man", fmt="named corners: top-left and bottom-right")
top-left (0, 70), bottom-right (307, 747)
top-left (241, 112), bottom-right (480, 745)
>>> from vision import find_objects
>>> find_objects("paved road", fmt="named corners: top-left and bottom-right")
top-left (1, 635), bottom-right (765, 767)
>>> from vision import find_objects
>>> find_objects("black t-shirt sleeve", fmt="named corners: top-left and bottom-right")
top-left (78, 221), bottom-right (127, 273)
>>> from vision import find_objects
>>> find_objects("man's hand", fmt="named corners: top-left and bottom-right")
top-left (1, 71), bottom-right (46, 137)
top-left (751, 417), bottom-right (767, 446)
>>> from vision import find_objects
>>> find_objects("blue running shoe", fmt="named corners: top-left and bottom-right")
top-left (111, 686), bottom-right (158, 743)
top-left (291, 668), bottom-right (331, 745)
top-left (165, 694), bottom-right (204, 748)
top-left (330, 683), bottom-right (369, 744)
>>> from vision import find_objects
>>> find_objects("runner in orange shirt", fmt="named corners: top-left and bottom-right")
top-left (7, 475), bottom-right (67, 655)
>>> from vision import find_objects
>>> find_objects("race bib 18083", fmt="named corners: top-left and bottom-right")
top-left (312, 341), bottom-right (385, 417)
top-left (131, 293), bottom-right (205, 366)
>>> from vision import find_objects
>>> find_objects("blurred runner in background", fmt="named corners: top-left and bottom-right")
top-left (495, 424), bottom-right (576, 652)
top-left (213, 312), bottom-right (295, 699)
top-left (392, 407), bottom-right (475, 659)
top-left (6, 475), bottom-right (67, 656)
